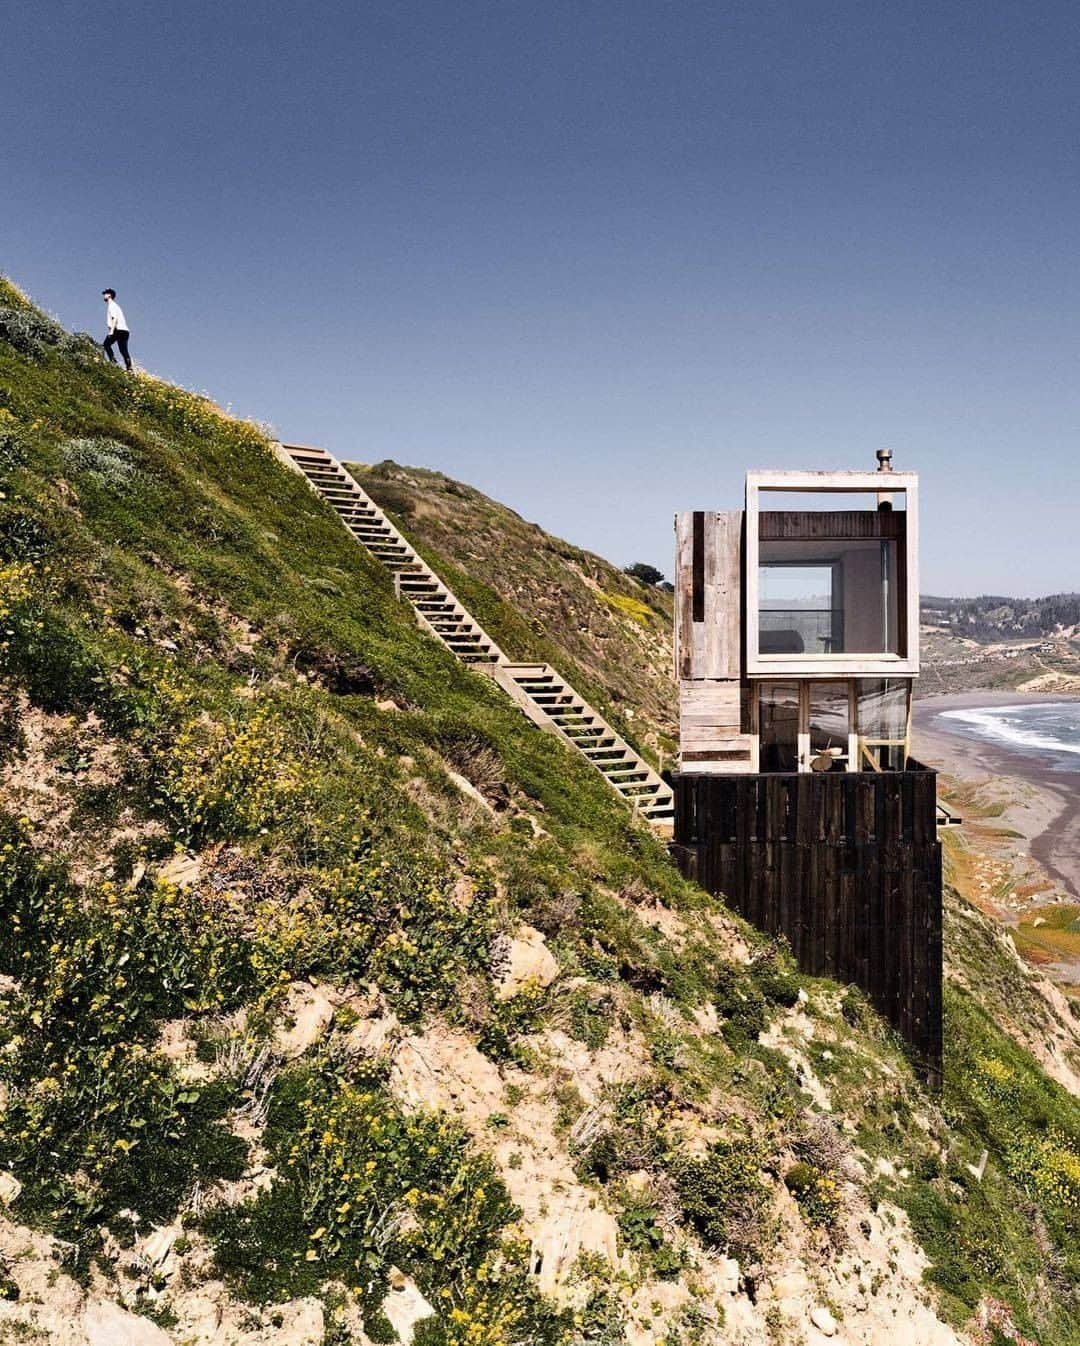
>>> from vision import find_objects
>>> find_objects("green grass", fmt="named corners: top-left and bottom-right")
top-left (897, 986), bottom-right (1080, 1338)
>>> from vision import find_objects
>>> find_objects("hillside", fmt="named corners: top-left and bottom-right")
top-left (923, 595), bottom-right (1080, 643)
top-left (1, 277), bottom-right (1079, 1346)
top-left (919, 596), bottom-right (1080, 696)
top-left (349, 462), bottom-right (678, 764)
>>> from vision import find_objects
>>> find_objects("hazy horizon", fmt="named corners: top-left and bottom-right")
top-left (4, 0), bottom-right (1078, 597)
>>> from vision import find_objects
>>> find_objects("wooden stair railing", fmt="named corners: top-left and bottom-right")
top-left (276, 443), bottom-right (674, 831)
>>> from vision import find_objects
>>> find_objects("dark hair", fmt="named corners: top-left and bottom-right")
top-left (102, 289), bottom-right (116, 299)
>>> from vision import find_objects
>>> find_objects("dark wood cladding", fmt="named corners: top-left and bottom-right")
top-left (759, 510), bottom-right (906, 541)
top-left (671, 765), bottom-right (942, 1084)
top-left (691, 511), bottom-right (705, 623)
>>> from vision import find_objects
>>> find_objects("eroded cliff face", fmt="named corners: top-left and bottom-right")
top-left (0, 276), bottom-right (1077, 1346)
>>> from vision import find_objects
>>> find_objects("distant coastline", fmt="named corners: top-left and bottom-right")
top-left (912, 690), bottom-right (1080, 903)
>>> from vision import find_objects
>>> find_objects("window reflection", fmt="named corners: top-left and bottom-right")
top-left (758, 683), bottom-right (799, 772)
top-left (758, 539), bottom-right (899, 656)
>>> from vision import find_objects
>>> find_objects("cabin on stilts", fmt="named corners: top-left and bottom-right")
top-left (669, 451), bottom-right (943, 1082)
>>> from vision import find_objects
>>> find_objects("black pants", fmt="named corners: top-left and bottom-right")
top-left (104, 329), bottom-right (132, 369)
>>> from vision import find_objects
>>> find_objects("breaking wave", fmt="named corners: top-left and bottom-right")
top-left (939, 702), bottom-right (1080, 768)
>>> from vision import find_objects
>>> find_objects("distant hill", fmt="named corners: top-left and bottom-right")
top-left (918, 594), bottom-right (1080, 695)
top-left (922, 593), bottom-right (1080, 643)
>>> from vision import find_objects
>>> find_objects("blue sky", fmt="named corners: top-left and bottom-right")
top-left (3, 0), bottom-right (1078, 595)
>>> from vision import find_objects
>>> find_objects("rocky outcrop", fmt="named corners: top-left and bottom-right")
top-left (494, 924), bottom-right (559, 1000)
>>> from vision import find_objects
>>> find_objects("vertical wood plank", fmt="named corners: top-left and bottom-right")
top-left (671, 766), bottom-right (943, 1083)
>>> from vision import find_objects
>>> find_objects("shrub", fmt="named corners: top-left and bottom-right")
top-left (0, 411), bottom-right (28, 470)
top-left (0, 505), bottom-right (55, 563)
top-left (567, 988), bottom-right (614, 1050)
top-left (62, 437), bottom-right (140, 492)
top-left (414, 1263), bottom-right (565, 1346)
top-left (364, 865), bottom-right (499, 1021)
top-left (207, 1063), bottom-right (519, 1312)
top-left (477, 979), bottom-right (547, 1061)
top-left (784, 1162), bottom-right (843, 1228)
top-left (623, 563), bottom-right (664, 587)
top-left (751, 944), bottom-right (802, 1009)
top-left (156, 701), bottom-right (318, 841)
top-left (599, 591), bottom-right (652, 626)
top-left (0, 816), bottom-right (250, 1237)
top-left (675, 1139), bottom-right (774, 1264)
top-left (712, 963), bottom-right (768, 1047)
top-left (617, 1196), bottom-right (685, 1278)
top-left (0, 304), bottom-right (68, 358)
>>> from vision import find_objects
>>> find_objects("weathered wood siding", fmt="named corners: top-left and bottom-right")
top-left (678, 681), bottom-right (755, 772)
top-left (671, 766), bottom-right (942, 1082)
top-left (674, 511), bottom-right (742, 680)
top-left (674, 510), bottom-right (754, 769)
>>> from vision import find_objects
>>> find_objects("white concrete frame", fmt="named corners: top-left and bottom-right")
top-left (745, 470), bottom-right (920, 678)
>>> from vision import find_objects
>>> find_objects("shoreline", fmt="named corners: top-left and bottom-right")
top-left (912, 690), bottom-right (1080, 904)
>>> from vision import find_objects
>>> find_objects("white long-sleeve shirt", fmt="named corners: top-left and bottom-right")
top-left (105, 300), bottom-right (128, 334)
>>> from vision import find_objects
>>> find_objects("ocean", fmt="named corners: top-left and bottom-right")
top-left (938, 701), bottom-right (1080, 772)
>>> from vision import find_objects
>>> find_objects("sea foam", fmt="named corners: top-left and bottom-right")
top-left (938, 701), bottom-right (1080, 766)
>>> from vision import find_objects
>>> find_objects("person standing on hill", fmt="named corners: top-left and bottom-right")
top-left (101, 288), bottom-right (133, 370)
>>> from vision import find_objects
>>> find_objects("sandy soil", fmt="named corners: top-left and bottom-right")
top-left (913, 690), bottom-right (1080, 904)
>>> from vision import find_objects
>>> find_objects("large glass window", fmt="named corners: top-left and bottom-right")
top-left (856, 679), bottom-right (908, 739)
top-left (758, 683), bottom-right (799, 772)
top-left (756, 678), bottom-right (911, 772)
top-left (759, 563), bottom-right (842, 654)
top-left (758, 538), bottom-right (900, 656)
top-left (808, 682), bottom-right (850, 769)
top-left (856, 678), bottom-right (910, 770)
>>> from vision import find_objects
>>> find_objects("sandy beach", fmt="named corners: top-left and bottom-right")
top-left (913, 690), bottom-right (1080, 928)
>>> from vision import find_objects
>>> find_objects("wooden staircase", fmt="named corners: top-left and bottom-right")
top-left (277, 443), bottom-right (674, 831)
top-left (279, 443), bottom-right (505, 665)
top-left (493, 663), bottom-right (674, 827)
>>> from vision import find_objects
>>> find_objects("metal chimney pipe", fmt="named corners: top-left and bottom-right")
top-left (876, 448), bottom-right (894, 509)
